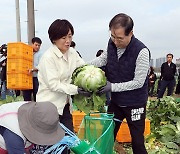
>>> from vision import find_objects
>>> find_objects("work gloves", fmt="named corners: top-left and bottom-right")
top-left (96, 81), bottom-right (111, 95)
top-left (78, 88), bottom-right (92, 97)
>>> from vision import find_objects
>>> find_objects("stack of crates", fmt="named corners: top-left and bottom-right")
top-left (7, 42), bottom-right (33, 90)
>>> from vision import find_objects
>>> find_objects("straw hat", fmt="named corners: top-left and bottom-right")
top-left (18, 101), bottom-right (65, 145)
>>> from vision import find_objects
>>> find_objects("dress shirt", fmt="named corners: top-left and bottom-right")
top-left (36, 45), bottom-right (85, 115)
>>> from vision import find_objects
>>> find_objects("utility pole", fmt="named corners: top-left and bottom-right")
top-left (15, 0), bottom-right (21, 42)
top-left (27, 0), bottom-right (35, 45)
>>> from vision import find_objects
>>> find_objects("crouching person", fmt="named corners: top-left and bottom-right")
top-left (0, 101), bottom-right (65, 154)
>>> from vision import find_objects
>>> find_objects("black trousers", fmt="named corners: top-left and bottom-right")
top-left (158, 79), bottom-right (176, 98)
top-left (23, 77), bottom-right (39, 101)
top-left (59, 103), bottom-right (74, 154)
top-left (108, 102), bottom-right (147, 154)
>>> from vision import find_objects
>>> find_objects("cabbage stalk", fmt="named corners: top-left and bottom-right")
top-left (72, 65), bottom-right (107, 113)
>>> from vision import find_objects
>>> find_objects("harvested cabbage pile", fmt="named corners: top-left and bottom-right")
top-left (72, 65), bottom-right (107, 114)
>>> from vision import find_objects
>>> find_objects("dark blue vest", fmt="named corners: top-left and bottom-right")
top-left (106, 35), bottom-right (149, 106)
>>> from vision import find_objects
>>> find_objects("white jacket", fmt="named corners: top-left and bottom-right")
top-left (36, 46), bottom-right (85, 115)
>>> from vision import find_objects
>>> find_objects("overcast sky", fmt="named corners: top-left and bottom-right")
top-left (1, 0), bottom-right (180, 62)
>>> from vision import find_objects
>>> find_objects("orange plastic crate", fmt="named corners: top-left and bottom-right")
top-left (116, 119), bottom-right (150, 142)
top-left (7, 42), bottom-right (33, 61)
top-left (7, 73), bottom-right (33, 90)
top-left (72, 111), bottom-right (86, 132)
top-left (7, 59), bottom-right (32, 74)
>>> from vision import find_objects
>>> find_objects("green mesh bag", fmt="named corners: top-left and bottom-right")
top-left (71, 113), bottom-right (115, 154)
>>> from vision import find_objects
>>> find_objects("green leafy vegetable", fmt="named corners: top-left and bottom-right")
top-left (145, 96), bottom-right (180, 153)
top-left (72, 65), bottom-right (107, 114)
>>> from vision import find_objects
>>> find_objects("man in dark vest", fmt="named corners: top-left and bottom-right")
top-left (158, 53), bottom-right (176, 98)
top-left (88, 13), bottom-right (150, 154)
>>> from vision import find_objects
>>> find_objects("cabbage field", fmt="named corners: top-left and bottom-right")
top-left (123, 96), bottom-right (180, 154)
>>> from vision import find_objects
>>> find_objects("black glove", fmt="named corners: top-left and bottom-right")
top-left (96, 81), bottom-right (111, 95)
top-left (78, 88), bottom-right (92, 97)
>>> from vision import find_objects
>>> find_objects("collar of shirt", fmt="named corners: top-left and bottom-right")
top-left (52, 45), bottom-right (69, 61)
top-left (167, 62), bottom-right (172, 66)
top-left (117, 48), bottom-right (126, 59)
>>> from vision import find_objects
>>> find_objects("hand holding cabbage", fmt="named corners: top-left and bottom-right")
top-left (96, 81), bottom-right (111, 95)
top-left (77, 88), bottom-right (92, 97)
top-left (72, 65), bottom-right (107, 114)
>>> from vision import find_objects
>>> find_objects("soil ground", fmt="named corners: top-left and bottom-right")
top-left (114, 142), bottom-right (126, 154)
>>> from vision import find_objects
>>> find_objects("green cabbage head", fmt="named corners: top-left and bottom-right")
top-left (72, 65), bottom-right (107, 113)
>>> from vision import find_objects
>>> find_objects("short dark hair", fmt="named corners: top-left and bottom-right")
top-left (96, 49), bottom-right (104, 57)
top-left (32, 37), bottom-right (42, 44)
top-left (70, 41), bottom-right (76, 48)
top-left (109, 13), bottom-right (134, 36)
top-left (167, 53), bottom-right (173, 59)
top-left (150, 66), bottom-right (154, 72)
top-left (48, 19), bottom-right (74, 43)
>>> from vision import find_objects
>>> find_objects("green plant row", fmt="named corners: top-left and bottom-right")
top-left (0, 96), bottom-right (24, 105)
top-left (145, 96), bottom-right (180, 153)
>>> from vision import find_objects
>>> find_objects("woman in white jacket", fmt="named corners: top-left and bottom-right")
top-left (36, 19), bottom-right (90, 138)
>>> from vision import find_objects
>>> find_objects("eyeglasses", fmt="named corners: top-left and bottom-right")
top-left (110, 34), bottom-right (124, 42)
